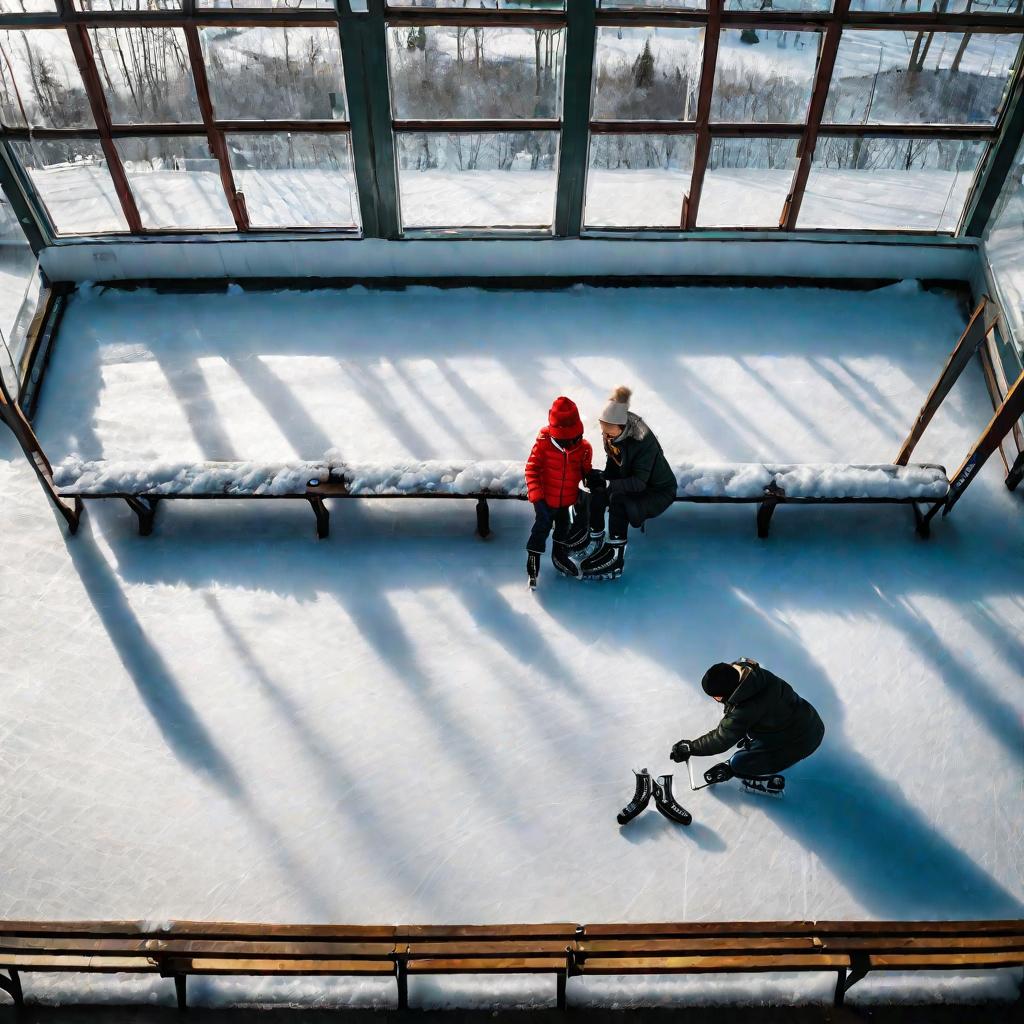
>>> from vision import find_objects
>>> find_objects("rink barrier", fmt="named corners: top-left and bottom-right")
top-left (52, 460), bottom-right (951, 541)
top-left (0, 920), bottom-right (1022, 1010)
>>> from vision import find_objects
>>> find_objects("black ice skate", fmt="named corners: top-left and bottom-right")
top-left (617, 768), bottom-right (653, 825)
top-left (703, 762), bottom-right (734, 786)
top-left (741, 775), bottom-right (785, 796)
top-left (580, 540), bottom-right (625, 581)
top-left (569, 529), bottom-right (604, 559)
top-left (653, 774), bottom-right (692, 826)
top-left (551, 542), bottom-right (581, 579)
top-left (527, 551), bottom-right (540, 590)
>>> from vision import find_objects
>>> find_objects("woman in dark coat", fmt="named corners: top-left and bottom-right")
top-left (578, 386), bottom-right (677, 580)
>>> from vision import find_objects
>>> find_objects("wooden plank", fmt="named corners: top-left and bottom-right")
top-left (0, 937), bottom-right (396, 959)
top-left (683, 0), bottom-right (722, 230)
top-left (896, 299), bottom-right (991, 465)
top-left (405, 958), bottom-right (567, 974)
top-left (0, 954), bottom-right (157, 972)
top-left (868, 952), bottom-right (1024, 969)
top-left (579, 954), bottom-right (850, 973)
top-left (580, 921), bottom-right (1024, 938)
top-left (579, 937), bottom-right (821, 955)
top-left (398, 924), bottom-right (578, 940)
top-left (0, 922), bottom-right (397, 940)
top-left (404, 942), bottom-right (573, 957)
top-left (181, 958), bottom-right (394, 975)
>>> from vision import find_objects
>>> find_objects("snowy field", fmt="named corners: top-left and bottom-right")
top-left (2, 281), bottom-right (1024, 1008)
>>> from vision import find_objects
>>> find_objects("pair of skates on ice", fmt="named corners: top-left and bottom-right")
top-left (528, 501), bottom-right (623, 589)
top-left (617, 757), bottom-right (785, 828)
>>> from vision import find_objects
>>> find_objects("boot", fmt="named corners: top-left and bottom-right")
top-left (742, 775), bottom-right (785, 796)
top-left (527, 551), bottom-right (540, 590)
top-left (703, 762), bottom-right (734, 786)
top-left (653, 775), bottom-right (692, 826)
top-left (616, 768), bottom-right (653, 825)
top-left (551, 541), bottom-right (580, 579)
top-left (580, 539), bottom-right (625, 580)
top-left (569, 529), bottom-right (604, 559)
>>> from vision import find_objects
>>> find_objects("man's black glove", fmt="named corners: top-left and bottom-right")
top-left (670, 740), bottom-right (692, 763)
top-left (586, 469), bottom-right (606, 491)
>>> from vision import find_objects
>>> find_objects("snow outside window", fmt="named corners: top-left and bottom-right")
top-left (73, 0), bottom-right (182, 10)
top-left (10, 139), bottom-right (129, 234)
top-left (89, 27), bottom-right (202, 124)
top-left (396, 131), bottom-right (558, 229)
top-left (226, 132), bottom-right (361, 229)
top-left (824, 30), bottom-right (1022, 127)
top-left (114, 136), bottom-right (236, 230)
top-left (985, 133), bottom-right (1024, 356)
top-left (0, 0), bottom-right (56, 10)
top-left (592, 26), bottom-right (703, 122)
top-left (584, 133), bottom-right (695, 228)
top-left (710, 29), bottom-right (821, 124)
top-left (0, 30), bottom-right (94, 129)
top-left (849, 0), bottom-right (1021, 12)
top-left (799, 136), bottom-right (984, 232)
top-left (697, 136), bottom-right (799, 227)
top-left (195, 0), bottom-right (334, 8)
top-left (201, 27), bottom-right (348, 121)
top-left (387, 26), bottom-right (565, 120)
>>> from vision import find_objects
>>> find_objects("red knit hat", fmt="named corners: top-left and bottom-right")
top-left (547, 396), bottom-right (584, 440)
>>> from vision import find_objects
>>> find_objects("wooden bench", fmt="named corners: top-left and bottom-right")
top-left (54, 458), bottom-right (950, 540)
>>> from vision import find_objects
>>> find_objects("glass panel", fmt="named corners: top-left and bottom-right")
top-left (115, 136), bottom-right (235, 229)
top-left (592, 27), bottom-right (703, 121)
top-left (10, 139), bottom-right (129, 234)
top-left (90, 27), bottom-right (201, 124)
top-left (584, 133), bottom-right (695, 227)
top-left (711, 29), bottom-right (820, 123)
top-left (800, 136), bottom-right (984, 231)
top-left (849, 0), bottom-right (1019, 12)
top-left (0, 1), bottom-right (57, 10)
top-left (985, 133), bottom-right (1024, 354)
top-left (0, 30), bottom-right (92, 129)
top-left (74, 0), bottom-right (181, 10)
top-left (598, 1), bottom-right (704, 8)
top-left (396, 131), bottom-right (558, 228)
top-left (196, 0), bottom-right (334, 7)
top-left (387, 2), bottom-right (566, 8)
top-left (201, 27), bottom-right (346, 121)
top-left (725, 0), bottom-right (830, 8)
top-left (387, 26), bottom-right (565, 119)
top-left (226, 132), bottom-right (360, 228)
top-left (697, 136), bottom-right (798, 226)
top-left (0, 196), bottom-right (36, 398)
top-left (825, 30), bottom-right (1022, 126)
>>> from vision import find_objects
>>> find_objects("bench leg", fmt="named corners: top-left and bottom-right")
top-left (174, 973), bottom-right (187, 1011)
top-left (913, 500), bottom-right (943, 538)
top-left (756, 499), bottom-right (777, 539)
top-left (1008, 450), bottom-right (1024, 491)
top-left (395, 959), bottom-right (408, 1011)
top-left (476, 498), bottom-right (490, 539)
top-left (556, 968), bottom-right (567, 1011)
top-left (307, 495), bottom-right (329, 539)
top-left (57, 494), bottom-right (83, 535)
top-left (124, 496), bottom-right (159, 536)
top-left (835, 955), bottom-right (870, 1006)
top-left (0, 968), bottom-right (23, 1005)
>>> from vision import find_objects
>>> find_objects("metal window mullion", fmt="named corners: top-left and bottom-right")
top-left (59, 8), bottom-right (143, 234)
top-left (554, 0), bottom-right (594, 237)
top-left (963, 41), bottom-right (1024, 237)
top-left (782, 0), bottom-right (851, 231)
top-left (684, 0), bottom-right (723, 231)
top-left (182, 20), bottom-right (248, 231)
top-left (0, 141), bottom-right (50, 253)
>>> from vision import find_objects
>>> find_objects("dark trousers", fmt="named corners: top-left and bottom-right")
top-left (527, 504), bottom-right (571, 554)
top-left (588, 487), bottom-right (632, 541)
top-left (729, 716), bottom-right (825, 779)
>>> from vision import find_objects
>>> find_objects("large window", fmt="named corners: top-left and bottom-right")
top-left (985, 133), bottom-right (1024, 354)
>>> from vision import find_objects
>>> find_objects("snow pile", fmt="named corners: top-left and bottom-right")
top-left (772, 464), bottom-right (949, 500)
top-left (53, 456), bottom-right (327, 496)
top-left (335, 460), bottom-right (527, 497)
top-left (676, 463), bottom-right (774, 499)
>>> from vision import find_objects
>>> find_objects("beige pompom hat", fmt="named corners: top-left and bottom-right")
top-left (599, 385), bottom-right (632, 426)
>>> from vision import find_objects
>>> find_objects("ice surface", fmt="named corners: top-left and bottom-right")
top-left (2, 282), bottom-right (1023, 1009)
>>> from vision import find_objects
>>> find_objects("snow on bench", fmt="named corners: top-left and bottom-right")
top-left (53, 456), bottom-right (950, 539)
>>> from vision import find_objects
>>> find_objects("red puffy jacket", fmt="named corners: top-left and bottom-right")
top-left (525, 431), bottom-right (593, 508)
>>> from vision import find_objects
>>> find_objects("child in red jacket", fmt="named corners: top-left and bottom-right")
top-left (525, 396), bottom-right (593, 587)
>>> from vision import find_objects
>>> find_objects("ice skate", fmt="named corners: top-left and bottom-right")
top-left (703, 762), bottom-right (734, 786)
top-left (527, 551), bottom-right (540, 590)
top-left (616, 768), bottom-right (653, 825)
top-left (741, 774), bottom-right (785, 796)
top-left (551, 541), bottom-right (581, 579)
top-left (653, 774), bottom-right (692, 826)
top-left (580, 540), bottom-right (625, 581)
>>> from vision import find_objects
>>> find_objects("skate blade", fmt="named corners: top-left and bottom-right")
top-left (581, 569), bottom-right (623, 582)
top-left (742, 781), bottom-right (784, 797)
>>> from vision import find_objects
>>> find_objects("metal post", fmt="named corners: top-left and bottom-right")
top-left (554, 0), bottom-right (595, 237)
top-left (781, 0), bottom-right (851, 230)
top-left (684, 0), bottom-right (722, 230)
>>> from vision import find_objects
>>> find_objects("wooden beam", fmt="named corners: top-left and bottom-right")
top-left (896, 299), bottom-right (991, 465)
top-left (684, 0), bottom-right (723, 230)
top-left (946, 366), bottom-right (1024, 512)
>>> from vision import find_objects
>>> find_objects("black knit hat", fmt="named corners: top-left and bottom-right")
top-left (702, 663), bottom-right (740, 699)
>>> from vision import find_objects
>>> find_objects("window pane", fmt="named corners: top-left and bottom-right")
top-left (201, 27), bottom-right (347, 121)
top-left (849, 0), bottom-right (1018, 12)
top-left (74, 0), bottom-right (181, 10)
top-left (396, 131), bottom-right (557, 228)
top-left (226, 132), bottom-right (360, 228)
top-left (0, 0), bottom-right (56, 10)
top-left (725, 0), bottom-right (830, 8)
top-left (825, 31), bottom-right (1022, 126)
top-left (387, 27), bottom-right (565, 119)
top-left (0, 196), bottom-right (38, 394)
top-left (90, 27), bottom-right (201, 124)
top-left (697, 136), bottom-right (798, 227)
top-left (985, 133), bottom-right (1024, 352)
top-left (800, 136), bottom-right (984, 231)
top-left (598, 1), bottom-right (703, 9)
top-left (196, 0), bottom-right (334, 7)
top-left (585, 133), bottom-right (695, 228)
top-left (10, 139), bottom-right (129, 234)
top-left (0, 30), bottom-right (92, 129)
top-left (115, 136), bottom-right (235, 229)
top-left (388, 2), bottom-right (565, 8)
top-left (592, 27), bottom-right (703, 121)
top-left (711, 30), bottom-right (820, 123)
